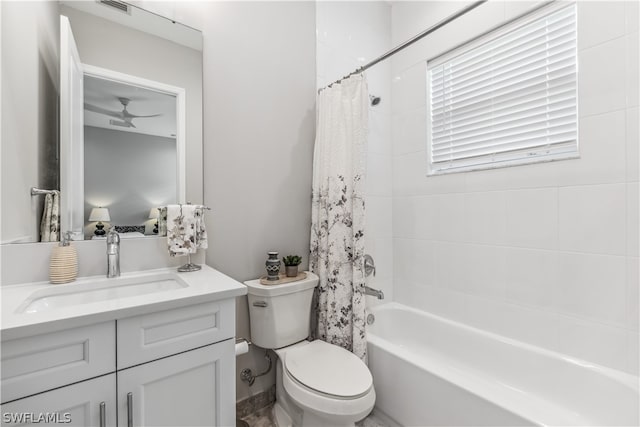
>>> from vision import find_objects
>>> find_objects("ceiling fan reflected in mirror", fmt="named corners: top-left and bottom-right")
top-left (84, 97), bottom-right (162, 128)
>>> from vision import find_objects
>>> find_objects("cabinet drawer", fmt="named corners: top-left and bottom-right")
top-left (1, 322), bottom-right (115, 403)
top-left (117, 300), bottom-right (234, 369)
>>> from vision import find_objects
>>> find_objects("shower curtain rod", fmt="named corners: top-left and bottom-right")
top-left (318, 0), bottom-right (487, 93)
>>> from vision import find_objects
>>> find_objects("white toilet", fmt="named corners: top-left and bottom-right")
top-left (244, 272), bottom-right (375, 427)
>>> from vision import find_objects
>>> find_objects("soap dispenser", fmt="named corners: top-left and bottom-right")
top-left (49, 231), bottom-right (78, 284)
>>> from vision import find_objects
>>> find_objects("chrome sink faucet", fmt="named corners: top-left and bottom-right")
top-left (106, 227), bottom-right (120, 278)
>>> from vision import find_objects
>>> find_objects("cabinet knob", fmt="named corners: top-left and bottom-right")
top-left (252, 301), bottom-right (268, 307)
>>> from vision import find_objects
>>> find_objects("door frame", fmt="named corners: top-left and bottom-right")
top-left (82, 64), bottom-right (187, 206)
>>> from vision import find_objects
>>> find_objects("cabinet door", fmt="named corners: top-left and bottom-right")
top-left (117, 339), bottom-right (234, 427)
top-left (0, 374), bottom-right (116, 427)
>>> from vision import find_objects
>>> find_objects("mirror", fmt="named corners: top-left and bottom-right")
top-left (81, 69), bottom-right (183, 240)
top-left (0, 0), bottom-right (203, 244)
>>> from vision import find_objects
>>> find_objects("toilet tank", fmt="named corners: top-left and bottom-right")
top-left (244, 272), bottom-right (319, 349)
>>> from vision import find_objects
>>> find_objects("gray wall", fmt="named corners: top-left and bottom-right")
top-left (200, 1), bottom-right (317, 401)
top-left (0, 0), bottom-right (317, 404)
top-left (83, 126), bottom-right (177, 238)
top-left (61, 5), bottom-right (203, 206)
top-left (1, 1), bottom-right (59, 243)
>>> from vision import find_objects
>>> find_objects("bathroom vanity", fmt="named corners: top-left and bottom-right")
top-left (0, 266), bottom-right (246, 427)
top-left (0, 2), bottom-right (235, 425)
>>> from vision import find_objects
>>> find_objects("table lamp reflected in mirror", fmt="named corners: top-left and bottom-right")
top-left (89, 207), bottom-right (110, 236)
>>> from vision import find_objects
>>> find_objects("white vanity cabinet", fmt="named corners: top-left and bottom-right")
top-left (1, 299), bottom-right (236, 427)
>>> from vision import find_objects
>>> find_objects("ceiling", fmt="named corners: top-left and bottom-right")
top-left (84, 75), bottom-right (177, 138)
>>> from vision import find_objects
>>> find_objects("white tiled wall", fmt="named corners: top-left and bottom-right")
top-left (391, 1), bottom-right (639, 375)
top-left (316, 1), bottom-right (393, 304)
top-left (316, 0), bottom-right (638, 375)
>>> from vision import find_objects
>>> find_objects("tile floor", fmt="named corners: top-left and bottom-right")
top-left (238, 404), bottom-right (276, 427)
top-left (356, 413), bottom-right (389, 427)
top-left (238, 404), bottom-right (387, 427)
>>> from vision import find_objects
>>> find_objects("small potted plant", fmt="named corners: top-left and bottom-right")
top-left (282, 255), bottom-right (302, 277)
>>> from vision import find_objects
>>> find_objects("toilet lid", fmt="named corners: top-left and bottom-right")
top-left (284, 340), bottom-right (372, 398)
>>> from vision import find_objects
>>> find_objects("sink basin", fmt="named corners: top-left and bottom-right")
top-left (17, 273), bottom-right (188, 314)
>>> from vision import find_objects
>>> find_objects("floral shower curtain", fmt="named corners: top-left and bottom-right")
top-left (310, 74), bottom-right (369, 361)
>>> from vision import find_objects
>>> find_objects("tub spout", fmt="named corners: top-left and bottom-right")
top-left (364, 285), bottom-right (384, 300)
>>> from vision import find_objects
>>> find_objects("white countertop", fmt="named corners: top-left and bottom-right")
top-left (1, 265), bottom-right (247, 340)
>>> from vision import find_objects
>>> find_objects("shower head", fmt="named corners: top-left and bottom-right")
top-left (370, 95), bottom-right (381, 106)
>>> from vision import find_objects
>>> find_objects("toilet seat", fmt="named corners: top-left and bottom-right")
top-left (281, 341), bottom-right (376, 422)
top-left (284, 340), bottom-right (373, 399)
top-left (283, 368), bottom-right (376, 420)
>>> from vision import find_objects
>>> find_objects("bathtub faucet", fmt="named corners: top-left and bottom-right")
top-left (364, 285), bottom-right (384, 300)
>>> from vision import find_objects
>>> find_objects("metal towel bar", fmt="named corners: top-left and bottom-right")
top-left (30, 187), bottom-right (58, 196)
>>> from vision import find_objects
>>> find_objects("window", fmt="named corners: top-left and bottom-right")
top-left (427, 4), bottom-right (578, 175)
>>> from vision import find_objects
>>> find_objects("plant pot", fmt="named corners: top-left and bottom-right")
top-left (285, 265), bottom-right (299, 277)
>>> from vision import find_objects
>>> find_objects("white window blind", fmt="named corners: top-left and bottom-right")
top-left (427, 4), bottom-right (578, 175)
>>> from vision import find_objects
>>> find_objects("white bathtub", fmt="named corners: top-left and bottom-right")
top-left (367, 303), bottom-right (639, 427)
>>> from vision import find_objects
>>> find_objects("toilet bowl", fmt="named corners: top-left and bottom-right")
top-left (244, 272), bottom-right (375, 427)
top-left (276, 340), bottom-right (375, 427)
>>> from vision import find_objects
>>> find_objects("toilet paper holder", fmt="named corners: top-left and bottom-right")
top-left (236, 337), bottom-right (251, 346)
top-left (235, 337), bottom-right (251, 356)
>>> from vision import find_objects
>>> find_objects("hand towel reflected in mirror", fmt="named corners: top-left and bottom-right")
top-left (166, 204), bottom-right (208, 257)
top-left (40, 191), bottom-right (60, 242)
